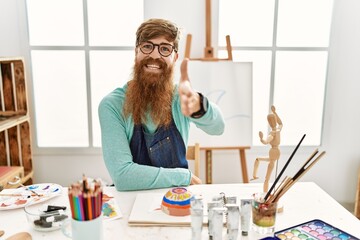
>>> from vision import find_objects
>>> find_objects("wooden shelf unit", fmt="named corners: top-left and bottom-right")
top-left (0, 57), bottom-right (33, 188)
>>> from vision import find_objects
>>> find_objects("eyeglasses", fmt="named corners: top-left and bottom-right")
top-left (138, 41), bottom-right (177, 57)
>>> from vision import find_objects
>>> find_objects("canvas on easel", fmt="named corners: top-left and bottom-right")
top-left (185, 61), bottom-right (253, 147)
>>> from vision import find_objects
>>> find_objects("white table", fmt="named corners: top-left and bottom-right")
top-left (1, 182), bottom-right (359, 239)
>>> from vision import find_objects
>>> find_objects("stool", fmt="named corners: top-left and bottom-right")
top-left (200, 146), bottom-right (251, 184)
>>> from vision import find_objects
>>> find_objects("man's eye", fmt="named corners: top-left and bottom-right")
top-left (142, 44), bottom-right (153, 50)
top-left (160, 46), bottom-right (171, 53)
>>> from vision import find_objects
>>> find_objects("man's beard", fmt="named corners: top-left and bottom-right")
top-left (124, 57), bottom-right (174, 127)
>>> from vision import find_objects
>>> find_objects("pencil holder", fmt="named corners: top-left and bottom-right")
top-left (62, 216), bottom-right (103, 240)
top-left (64, 176), bottom-right (104, 239)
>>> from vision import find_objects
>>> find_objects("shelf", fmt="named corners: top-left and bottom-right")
top-left (0, 114), bottom-right (29, 132)
top-left (0, 57), bottom-right (33, 186)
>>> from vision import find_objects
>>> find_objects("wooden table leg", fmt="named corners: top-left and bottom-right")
top-left (205, 150), bottom-right (212, 184)
top-left (239, 149), bottom-right (249, 183)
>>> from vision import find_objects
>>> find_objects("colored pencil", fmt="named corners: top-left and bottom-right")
top-left (68, 191), bottom-right (74, 218)
top-left (87, 193), bottom-right (93, 220)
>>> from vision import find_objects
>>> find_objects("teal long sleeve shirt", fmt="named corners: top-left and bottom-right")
top-left (98, 83), bottom-right (225, 191)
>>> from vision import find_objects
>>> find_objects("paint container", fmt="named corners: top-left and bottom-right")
top-left (212, 194), bottom-right (237, 205)
top-left (212, 207), bottom-right (226, 240)
top-left (190, 195), bottom-right (204, 240)
top-left (225, 196), bottom-right (237, 204)
top-left (212, 194), bottom-right (224, 204)
top-left (274, 219), bottom-right (359, 239)
top-left (225, 204), bottom-right (239, 240)
top-left (224, 196), bottom-right (237, 221)
top-left (207, 201), bottom-right (222, 239)
top-left (240, 199), bottom-right (252, 236)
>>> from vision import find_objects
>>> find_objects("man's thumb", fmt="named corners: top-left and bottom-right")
top-left (180, 58), bottom-right (190, 81)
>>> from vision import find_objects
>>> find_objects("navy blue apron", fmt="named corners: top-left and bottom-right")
top-left (129, 120), bottom-right (188, 169)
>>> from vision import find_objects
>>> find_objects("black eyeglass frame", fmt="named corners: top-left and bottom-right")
top-left (138, 41), bottom-right (177, 57)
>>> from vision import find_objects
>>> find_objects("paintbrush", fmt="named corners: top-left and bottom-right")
top-left (19, 183), bottom-right (41, 197)
top-left (272, 150), bottom-right (326, 202)
top-left (264, 134), bottom-right (306, 201)
top-left (0, 193), bottom-right (44, 197)
top-left (7, 176), bottom-right (41, 197)
top-left (266, 176), bottom-right (292, 204)
top-left (292, 148), bottom-right (319, 180)
top-left (267, 149), bottom-right (320, 203)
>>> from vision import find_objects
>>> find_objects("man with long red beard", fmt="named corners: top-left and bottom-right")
top-left (99, 19), bottom-right (224, 191)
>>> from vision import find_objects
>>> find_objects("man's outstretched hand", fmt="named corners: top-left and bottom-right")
top-left (178, 58), bottom-right (200, 117)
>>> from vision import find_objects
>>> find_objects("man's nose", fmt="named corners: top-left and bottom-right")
top-left (149, 46), bottom-right (161, 58)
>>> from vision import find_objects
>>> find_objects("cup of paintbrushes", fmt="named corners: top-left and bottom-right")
top-left (252, 192), bottom-right (278, 234)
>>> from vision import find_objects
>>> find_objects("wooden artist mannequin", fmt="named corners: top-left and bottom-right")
top-left (252, 106), bottom-right (283, 193)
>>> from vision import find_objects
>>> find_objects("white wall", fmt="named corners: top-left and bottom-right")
top-left (0, 0), bottom-right (23, 56)
top-left (1, 0), bottom-right (359, 211)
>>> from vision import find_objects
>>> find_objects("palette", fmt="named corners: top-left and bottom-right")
top-left (0, 183), bottom-right (62, 210)
top-left (274, 219), bottom-right (359, 240)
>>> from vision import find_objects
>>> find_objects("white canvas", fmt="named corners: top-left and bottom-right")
top-left (186, 61), bottom-right (253, 147)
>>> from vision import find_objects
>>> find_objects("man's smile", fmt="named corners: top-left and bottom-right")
top-left (146, 64), bottom-right (160, 69)
top-left (144, 62), bottom-right (163, 73)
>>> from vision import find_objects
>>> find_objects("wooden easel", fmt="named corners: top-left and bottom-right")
top-left (200, 146), bottom-right (251, 184)
top-left (184, 0), bottom-right (233, 61)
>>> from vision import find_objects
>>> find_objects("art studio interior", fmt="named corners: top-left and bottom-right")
top-left (0, 0), bottom-right (359, 239)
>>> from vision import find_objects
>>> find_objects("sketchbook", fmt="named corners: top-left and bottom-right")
top-left (128, 193), bottom-right (209, 227)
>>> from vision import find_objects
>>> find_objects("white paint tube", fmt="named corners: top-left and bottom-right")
top-left (225, 196), bottom-right (237, 204)
top-left (191, 195), bottom-right (204, 240)
top-left (212, 207), bottom-right (226, 240)
top-left (240, 199), bottom-right (252, 236)
top-left (225, 204), bottom-right (239, 240)
top-left (207, 201), bottom-right (222, 239)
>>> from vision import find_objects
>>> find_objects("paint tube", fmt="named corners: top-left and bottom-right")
top-left (207, 201), bottom-right (222, 239)
top-left (212, 194), bottom-right (237, 206)
top-left (212, 207), bottom-right (226, 240)
top-left (225, 204), bottom-right (239, 240)
top-left (240, 199), bottom-right (252, 236)
top-left (191, 195), bottom-right (204, 240)
top-left (225, 196), bottom-right (237, 204)
top-left (212, 194), bottom-right (224, 204)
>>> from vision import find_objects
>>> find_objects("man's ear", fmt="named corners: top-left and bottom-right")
top-left (173, 52), bottom-right (179, 62)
